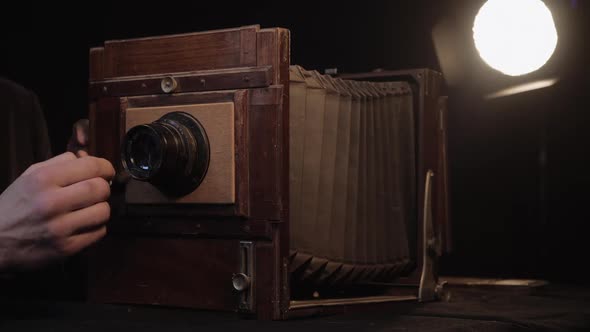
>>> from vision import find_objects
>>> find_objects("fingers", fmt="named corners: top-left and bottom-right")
top-left (23, 152), bottom-right (77, 176)
top-left (76, 150), bottom-right (89, 158)
top-left (59, 226), bottom-right (106, 256)
top-left (74, 119), bottom-right (89, 146)
top-left (48, 202), bottom-right (110, 237)
top-left (52, 177), bottom-right (111, 212)
top-left (41, 156), bottom-right (115, 187)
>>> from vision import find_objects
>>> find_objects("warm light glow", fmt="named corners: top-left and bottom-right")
top-left (473, 0), bottom-right (558, 76)
top-left (485, 78), bottom-right (559, 99)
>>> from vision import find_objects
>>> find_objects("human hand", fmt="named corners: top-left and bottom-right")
top-left (65, 118), bottom-right (130, 187)
top-left (0, 152), bottom-right (115, 271)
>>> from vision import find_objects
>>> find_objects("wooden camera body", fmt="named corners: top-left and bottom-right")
top-left (87, 25), bottom-right (451, 320)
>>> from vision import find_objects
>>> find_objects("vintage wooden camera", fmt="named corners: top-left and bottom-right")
top-left (87, 25), bottom-right (451, 320)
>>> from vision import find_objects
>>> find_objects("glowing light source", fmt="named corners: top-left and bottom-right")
top-left (473, 0), bottom-right (558, 76)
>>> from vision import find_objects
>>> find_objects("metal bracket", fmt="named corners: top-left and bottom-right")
top-left (324, 68), bottom-right (338, 76)
top-left (418, 170), bottom-right (445, 302)
top-left (234, 241), bottom-right (256, 312)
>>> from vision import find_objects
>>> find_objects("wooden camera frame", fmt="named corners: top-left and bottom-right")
top-left (87, 25), bottom-right (450, 320)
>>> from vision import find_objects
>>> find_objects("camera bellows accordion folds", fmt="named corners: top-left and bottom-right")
top-left (289, 66), bottom-right (415, 288)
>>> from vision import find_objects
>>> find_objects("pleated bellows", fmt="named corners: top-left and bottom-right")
top-left (289, 66), bottom-right (416, 288)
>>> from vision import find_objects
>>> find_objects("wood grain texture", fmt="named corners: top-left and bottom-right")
top-left (256, 29), bottom-right (290, 224)
top-left (247, 86), bottom-right (283, 220)
top-left (89, 66), bottom-right (272, 99)
top-left (90, 85), bottom-right (285, 220)
top-left (87, 237), bottom-right (241, 311)
top-left (255, 240), bottom-right (275, 320)
top-left (233, 90), bottom-right (250, 217)
top-left (276, 28), bottom-right (291, 319)
top-left (124, 102), bottom-right (236, 204)
top-left (89, 47), bottom-right (104, 81)
top-left (122, 90), bottom-right (250, 217)
top-left (240, 27), bottom-right (258, 65)
top-left (126, 90), bottom-right (236, 108)
top-left (108, 216), bottom-right (272, 240)
top-left (103, 26), bottom-right (259, 78)
top-left (88, 26), bottom-right (295, 320)
top-left (255, 27), bottom-right (291, 320)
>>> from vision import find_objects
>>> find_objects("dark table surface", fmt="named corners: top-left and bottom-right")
top-left (1, 284), bottom-right (589, 331)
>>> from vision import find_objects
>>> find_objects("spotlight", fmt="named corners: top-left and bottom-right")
top-left (473, 0), bottom-right (558, 76)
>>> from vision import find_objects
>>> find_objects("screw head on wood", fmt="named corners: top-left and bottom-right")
top-left (160, 77), bottom-right (178, 93)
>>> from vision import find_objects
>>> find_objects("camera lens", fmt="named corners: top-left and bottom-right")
top-left (125, 126), bottom-right (163, 179)
top-left (122, 112), bottom-right (210, 196)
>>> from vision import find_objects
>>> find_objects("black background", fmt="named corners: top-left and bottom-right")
top-left (0, 0), bottom-right (588, 285)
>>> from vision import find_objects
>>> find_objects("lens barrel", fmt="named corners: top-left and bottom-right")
top-left (122, 112), bottom-right (210, 196)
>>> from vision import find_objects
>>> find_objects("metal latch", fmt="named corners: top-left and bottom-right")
top-left (233, 241), bottom-right (255, 312)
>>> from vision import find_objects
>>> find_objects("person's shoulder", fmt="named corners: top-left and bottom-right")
top-left (0, 78), bottom-right (35, 104)
top-left (0, 77), bottom-right (32, 96)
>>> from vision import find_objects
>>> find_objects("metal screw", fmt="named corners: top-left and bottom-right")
top-left (160, 77), bottom-right (178, 93)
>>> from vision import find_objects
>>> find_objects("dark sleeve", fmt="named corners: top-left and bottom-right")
top-left (0, 78), bottom-right (52, 191)
top-left (29, 91), bottom-right (52, 161)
